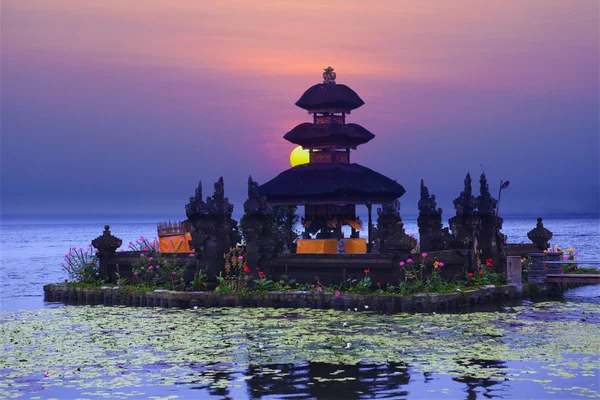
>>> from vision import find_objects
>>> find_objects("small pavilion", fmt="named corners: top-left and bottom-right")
top-left (259, 67), bottom-right (405, 254)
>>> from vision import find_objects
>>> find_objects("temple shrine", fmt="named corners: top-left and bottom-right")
top-left (258, 67), bottom-right (406, 254)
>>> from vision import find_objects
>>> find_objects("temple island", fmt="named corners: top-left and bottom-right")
top-left (44, 67), bottom-right (599, 311)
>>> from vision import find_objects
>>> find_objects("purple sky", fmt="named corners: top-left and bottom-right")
top-left (1, 1), bottom-right (599, 218)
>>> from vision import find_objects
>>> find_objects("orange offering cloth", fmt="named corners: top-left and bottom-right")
top-left (296, 239), bottom-right (338, 254)
top-left (159, 233), bottom-right (194, 253)
top-left (343, 238), bottom-right (367, 254)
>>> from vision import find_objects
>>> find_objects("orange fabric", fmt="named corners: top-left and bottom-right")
top-left (344, 220), bottom-right (362, 230)
top-left (159, 233), bottom-right (194, 253)
top-left (296, 239), bottom-right (338, 254)
top-left (343, 238), bottom-right (367, 254)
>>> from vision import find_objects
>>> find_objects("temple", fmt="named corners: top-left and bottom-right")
top-left (258, 67), bottom-right (406, 254)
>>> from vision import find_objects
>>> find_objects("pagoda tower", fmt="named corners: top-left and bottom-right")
top-left (259, 67), bottom-right (405, 252)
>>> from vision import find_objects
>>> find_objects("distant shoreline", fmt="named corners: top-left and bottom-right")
top-left (1, 213), bottom-right (599, 226)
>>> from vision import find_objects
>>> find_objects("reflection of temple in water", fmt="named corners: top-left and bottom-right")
top-left (245, 362), bottom-right (410, 399)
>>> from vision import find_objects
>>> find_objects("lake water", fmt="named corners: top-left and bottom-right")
top-left (0, 215), bottom-right (599, 399)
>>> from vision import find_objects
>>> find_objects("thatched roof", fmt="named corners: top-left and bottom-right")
top-left (284, 122), bottom-right (375, 147)
top-left (258, 163), bottom-right (405, 204)
top-left (295, 83), bottom-right (365, 111)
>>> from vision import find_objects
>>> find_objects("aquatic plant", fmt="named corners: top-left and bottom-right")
top-left (0, 302), bottom-right (598, 398)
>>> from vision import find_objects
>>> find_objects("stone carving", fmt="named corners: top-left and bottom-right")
top-left (417, 179), bottom-right (447, 251)
top-left (477, 173), bottom-right (497, 216)
top-left (527, 218), bottom-right (553, 250)
top-left (241, 176), bottom-right (283, 270)
top-left (186, 177), bottom-right (241, 277)
top-left (375, 199), bottom-right (416, 254)
top-left (91, 225), bottom-right (123, 281)
top-left (449, 173), bottom-right (480, 249)
top-left (92, 225), bottom-right (123, 253)
top-left (323, 66), bottom-right (336, 84)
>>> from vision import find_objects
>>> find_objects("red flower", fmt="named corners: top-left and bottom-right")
top-left (243, 266), bottom-right (250, 274)
top-left (467, 273), bottom-right (473, 279)
top-left (376, 282), bottom-right (381, 287)
top-left (364, 268), bottom-right (370, 274)
top-left (544, 263), bottom-right (547, 268)
top-left (258, 271), bottom-right (265, 278)
top-left (478, 270), bottom-right (483, 275)
top-left (485, 258), bottom-right (493, 268)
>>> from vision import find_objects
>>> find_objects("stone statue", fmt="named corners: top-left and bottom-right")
top-left (323, 66), bottom-right (337, 84)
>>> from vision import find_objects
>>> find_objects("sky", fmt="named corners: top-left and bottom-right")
top-left (1, 0), bottom-right (599, 220)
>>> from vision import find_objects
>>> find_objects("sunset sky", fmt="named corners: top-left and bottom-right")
top-left (2, 0), bottom-right (599, 218)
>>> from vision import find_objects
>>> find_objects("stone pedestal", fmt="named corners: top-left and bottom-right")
top-left (545, 251), bottom-right (563, 274)
top-left (506, 256), bottom-right (522, 285)
top-left (527, 218), bottom-right (553, 251)
top-left (527, 253), bottom-right (547, 284)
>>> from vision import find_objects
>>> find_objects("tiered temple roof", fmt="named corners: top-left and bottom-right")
top-left (258, 67), bottom-right (404, 206)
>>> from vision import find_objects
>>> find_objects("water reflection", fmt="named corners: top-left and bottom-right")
top-left (245, 362), bottom-right (410, 399)
top-left (179, 361), bottom-right (515, 399)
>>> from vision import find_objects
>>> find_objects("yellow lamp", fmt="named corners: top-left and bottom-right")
top-left (290, 146), bottom-right (310, 167)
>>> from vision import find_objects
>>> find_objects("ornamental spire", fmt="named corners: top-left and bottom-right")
top-left (323, 66), bottom-right (336, 84)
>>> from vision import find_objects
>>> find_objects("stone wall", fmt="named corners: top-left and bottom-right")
top-left (43, 282), bottom-right (565, 314)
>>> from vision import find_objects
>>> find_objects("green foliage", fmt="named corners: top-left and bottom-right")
top-left (131, 243), bottom-right (193, 290)
top-left (62, 245), bottom-right (101, 284)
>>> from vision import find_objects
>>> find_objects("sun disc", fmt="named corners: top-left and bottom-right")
top-left (290, 146), bottom-right (310, 167)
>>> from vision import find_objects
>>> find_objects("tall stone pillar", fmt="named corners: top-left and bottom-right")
top-left (185, 178), bottom-right (241, 281)
top-left (417, 179), bottom-right (446, 251)
top-left (241, 176), bottom-right (283, 272)
top-left (448, 173), bottom-right (480, 250)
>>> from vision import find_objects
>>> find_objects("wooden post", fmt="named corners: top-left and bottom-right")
top-left (366, 203), bottom-right (372, 253)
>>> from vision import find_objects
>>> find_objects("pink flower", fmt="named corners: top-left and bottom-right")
top-left (399, 261), bottom-right (405, 266)
top-left (238, 256), bottom-right (243, 260)
top-left (335, 291), bottom-right (341, 297)
top-left (311, 284), bottom-right (315, 288)
top-left (143, 247), bottom-right (149, 251)
top-left (95, 250), bottom-right (99, 254)
top-left (171, 271), bottom-right (177, 276)
top-left (168, 237), bottom-right (173, 242)
top-left (190, 253), bottom-right (195, 257)
top-left (148, 257), bottom-right (153, 261)
top-left (563, 256), bottom-right (568, 260)
top-left (148, 266), bottom-right (153, 270)
top-left (317, 286), bottom-right (323, 292)
top-left (140, 253), bottom-right (145, 257)
top-left (155, 265), bottom-right (160, 269)
top-left (422, 252), bottom-right (428, 257)
top-left (439, 262), bottom-right (445, 267)
top-left (134, 271), bottom-right (139, 276)
top-left (79, 247), bottom-right (83, 251)
top-left (407, 258), bottom-right (413, 263)
top-left (44, 371), bottom-right (49, 378)
top-left (84, 251), bottom-right (88, 255)
top-left (117, 281), bottom-right (121, 285)
top-left (180, 237), bottom-right (185, 242)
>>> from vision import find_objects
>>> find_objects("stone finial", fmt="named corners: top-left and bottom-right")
top-left (527, 218), bottom-right (553, 250)
top-left (248, 176), bottom-right (260, 199)
top-left (92, 225), bottom-right (122, 253)
top-left (323, 66), bottom-right (336, 84)
top-left (477, 173), bottom-right (497, 216)
top-left (453, 172), bottom-right (477, 216)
